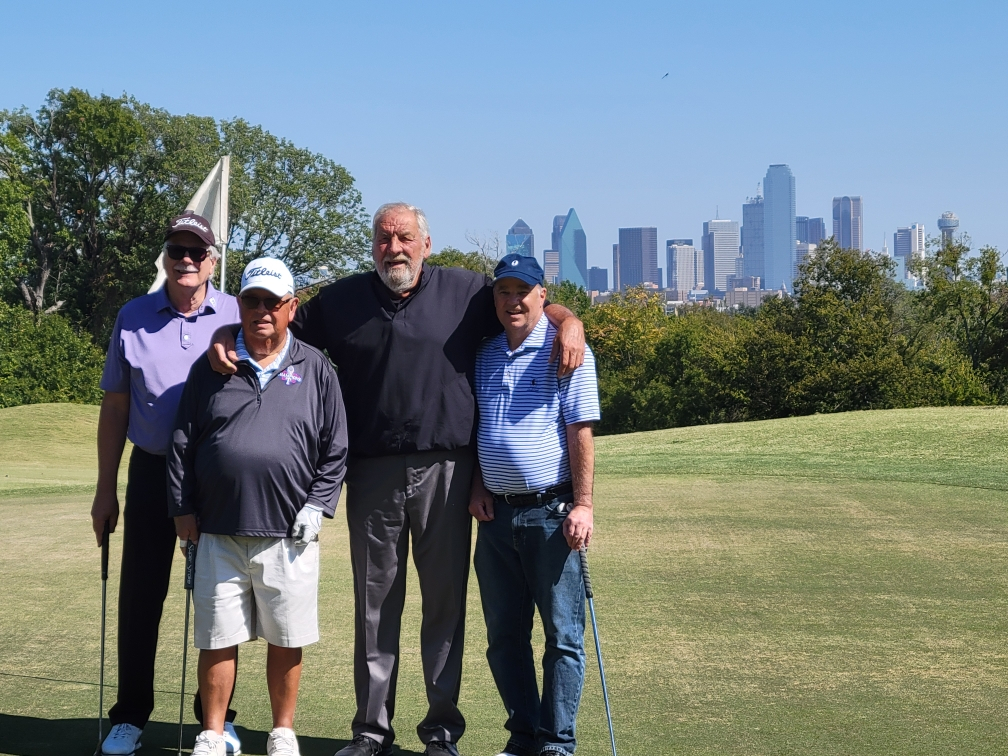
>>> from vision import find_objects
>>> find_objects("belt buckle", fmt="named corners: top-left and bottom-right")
top-left (504, 492), bottom-right (516, 506)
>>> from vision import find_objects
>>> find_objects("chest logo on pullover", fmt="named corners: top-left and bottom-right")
top-left (278, 366), bottom-right (302, 385)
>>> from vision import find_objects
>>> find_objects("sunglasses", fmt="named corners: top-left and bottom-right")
top-left (240, 294), bottom-right (293, 311)
top-left (166, 244), bottom-right (212, 263)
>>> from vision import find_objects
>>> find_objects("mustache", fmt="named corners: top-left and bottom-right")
top-left (383, 255), bottom-right (411, 267)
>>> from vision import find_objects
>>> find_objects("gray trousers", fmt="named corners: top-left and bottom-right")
top-left (345, 448), bottom-right (474, 747)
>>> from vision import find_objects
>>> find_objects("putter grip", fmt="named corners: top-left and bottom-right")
top-left (579, 547), bottom-right (594, 599)
top-left (183, 540), bottom-right (196, 591)
top-left (101, 521), bottom-right (110, 580)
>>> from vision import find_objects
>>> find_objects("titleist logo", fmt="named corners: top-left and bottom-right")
top-left (245, 266), bottom-right (283, 279)
top-left (173, 217), bottom-right (209, 233)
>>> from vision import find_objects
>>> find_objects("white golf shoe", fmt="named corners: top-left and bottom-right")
top-left (192, 730), bottom-right (227, 756)
top-left (101, 723), bottom-right (142, 755)
top-left (223, 721), bottom-right (243, 755)
top-left (266, 727), bottom-right (301, 756)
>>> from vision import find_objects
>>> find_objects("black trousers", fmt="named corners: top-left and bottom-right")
top-left (108, 447), bottom-right (235, 729)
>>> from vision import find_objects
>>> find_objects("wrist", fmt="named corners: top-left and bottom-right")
top-left (571, 498), bottom-right (592, 511)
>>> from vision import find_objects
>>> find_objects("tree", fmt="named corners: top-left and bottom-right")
top-left (914, 238), bottom-right (1007, 375)
top-left (221, 119), bottom-right (371, 292)
top-left (0, 89), bottom-right (371, 347)
top-left (545, 280), bottom-right (591, 318)
top-left (427, 246), bottom-right (496, 276)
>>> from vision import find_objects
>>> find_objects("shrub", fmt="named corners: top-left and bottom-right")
top-left (0, 301), bottom-right (104, 408)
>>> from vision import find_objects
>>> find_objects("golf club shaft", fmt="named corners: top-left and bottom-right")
top-left (97, 521), bottom-right (110, 754)
top-left (580, 547), bottom-right (617, 756)
top-left (179, 539), bottom-right (196, 756)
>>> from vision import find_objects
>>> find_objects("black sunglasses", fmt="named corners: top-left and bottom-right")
top-left (165, 244), bottom-right (212, 262)
top-left (240, 294), bottom-right (293, 311)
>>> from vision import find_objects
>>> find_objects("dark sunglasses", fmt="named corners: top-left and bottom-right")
top-left (240, 294), bottom-right (293, 311)
top-left (165, 244), bottom-right (212, 262)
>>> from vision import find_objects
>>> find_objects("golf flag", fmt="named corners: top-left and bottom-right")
top-left (148, 156), bottom-right (232, 293)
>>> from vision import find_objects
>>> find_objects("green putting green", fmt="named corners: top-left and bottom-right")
top-left (0, 404), bottom-right (1006, 755)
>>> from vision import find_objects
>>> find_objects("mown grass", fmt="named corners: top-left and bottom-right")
top-left (0, 404), bottom-right (1006, 755)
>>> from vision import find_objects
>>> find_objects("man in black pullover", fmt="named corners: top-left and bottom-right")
top-left (169, 257), bottom-right (348, 756)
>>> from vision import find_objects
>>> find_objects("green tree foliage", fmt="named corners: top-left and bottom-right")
top-left (545, 280), bottom-right (591, 318)
top-left (914, 238), bottom-right (1008, 395)
top-left (0, 301), bottom-right (103, 408)
top-left (0, 88), bottom-right (370, 347)
top-left (427, 246), bottom-right (496, 276)
top-left (586, 242), bottom-right (993, 434)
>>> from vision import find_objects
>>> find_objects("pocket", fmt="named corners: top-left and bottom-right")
top-left (545, 497), bottom-right (572, 519)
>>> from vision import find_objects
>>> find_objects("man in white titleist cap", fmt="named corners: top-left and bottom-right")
top-left (169, 257), bottom-right (349, 756)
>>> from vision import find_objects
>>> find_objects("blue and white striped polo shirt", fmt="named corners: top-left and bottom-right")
top-left (474, 314), bottom-right (600, 495)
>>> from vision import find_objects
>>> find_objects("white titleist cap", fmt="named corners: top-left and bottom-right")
top-left (239, 257), bottom-right (294, 298)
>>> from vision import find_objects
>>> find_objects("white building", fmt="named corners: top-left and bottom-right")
top-left (795, 241), bottom-right (817, 280)
top-left (666, 240), bottom-right (702, 291)
top-left (702, 219), bottom-right (740, 294)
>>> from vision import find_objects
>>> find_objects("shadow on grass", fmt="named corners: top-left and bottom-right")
top-left (0, 715), bottom-right (426, 756)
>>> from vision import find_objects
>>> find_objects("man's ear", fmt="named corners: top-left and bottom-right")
top-left (422, 234), bottom-right (432, 259)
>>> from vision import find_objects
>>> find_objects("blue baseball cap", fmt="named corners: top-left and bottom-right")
top-left (493, 253), bottom-right (545, 287)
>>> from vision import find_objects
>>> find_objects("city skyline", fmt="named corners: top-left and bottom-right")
top-left (5, 4), bottom-right (1003, 277)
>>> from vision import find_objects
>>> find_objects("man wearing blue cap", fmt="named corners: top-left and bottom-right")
top-left (469, 254), bottom-right (600, 756)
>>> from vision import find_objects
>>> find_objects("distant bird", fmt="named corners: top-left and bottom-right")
top-left (662, 72), bottom-right (669, 79)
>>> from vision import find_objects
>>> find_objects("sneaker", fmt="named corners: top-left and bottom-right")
top-left (101, 724), bottom-right (143, 755)
top-left (426, 741), bottom-right (460, 756)
top-left (223, 721), bottom-right (243, 755)
top-left (267, 727), bottom-right (301, 756)
top-left (334, 734), bottom-right (392, 756)
top-left (192, 730), bottom-right (227, 756)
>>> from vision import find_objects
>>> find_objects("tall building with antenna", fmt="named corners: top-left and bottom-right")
top-left (741, 186), bottom-right (764, 284)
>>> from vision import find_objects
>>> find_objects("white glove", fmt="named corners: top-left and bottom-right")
top-left (292, 504), bottom-right (324, 545)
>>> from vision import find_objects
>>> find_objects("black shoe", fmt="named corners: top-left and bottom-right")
top-left (425, 741), bottom-right (460, 756)
top-left (334, 735), bottom-right (391, 756)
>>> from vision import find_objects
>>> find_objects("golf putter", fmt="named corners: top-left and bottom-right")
top-left (178, 539), bottom-right (196, 756)
top-left (94, 521), bottom-right (110, 756)
top-left (579, 546), bottom-right (617, 756)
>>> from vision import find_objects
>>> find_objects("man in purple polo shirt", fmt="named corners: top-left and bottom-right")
top-left (91, 212), bottom-right (242, 756)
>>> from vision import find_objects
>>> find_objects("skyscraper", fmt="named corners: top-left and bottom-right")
top-left (543, 250), bottom-right (560, 285)
top-left (741, 195), bottom-right (764, 284)
top-left (796, 216), bottom-right (826, 246)
top-left (553, 209), bottom-right (587, 287)
top-left (795, 242), bottom-right (816, 281)
top-left (895, 223), bottom-right (923, 268)
top-left (612, 244), bottom-right (621, 290)
top-left (702, 219), bottom-right (740, 294)
top-left (617, 227), bottom-right (659, 288)
top-left (764, 164), bottom-right (796, 292)
top-left (832, 196), bottom-right (863, 251)
top-left (588, 267), bottom-right (608, 292)
top-left (505, 219), bottom-right (534, 257)
top-left (666, 239), bottom-right (700, 291)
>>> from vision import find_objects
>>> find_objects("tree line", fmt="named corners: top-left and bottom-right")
top-left (2, 90), bottom-right (1006, 430)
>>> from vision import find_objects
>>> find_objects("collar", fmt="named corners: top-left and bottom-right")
top-left (156, 281), bottom-right (223, 316)
top-left (236, 329), bottom-right (292, 371)
top-left (499, 314), bottom-right (550, 356)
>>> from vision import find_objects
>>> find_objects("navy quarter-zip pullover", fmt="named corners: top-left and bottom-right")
top-left (167, 335), bottom-right (348, 537)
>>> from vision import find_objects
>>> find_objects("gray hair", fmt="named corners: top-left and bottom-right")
top-left (372, 203), bottom-right (430, 248)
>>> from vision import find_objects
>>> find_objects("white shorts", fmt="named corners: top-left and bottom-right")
top-left (193, 533), bottom-right (320, 650)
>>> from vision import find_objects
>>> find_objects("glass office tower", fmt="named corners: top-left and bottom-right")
top-left (764, 164), bottom-right (797, 292)
top-left (506, 219), bottom-right (534, 257)
top-left (832, 196), bottom-right (863, 251)
top-left (553, 208), bottom-right (588, 287)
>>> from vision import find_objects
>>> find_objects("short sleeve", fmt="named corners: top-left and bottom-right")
top-left (99, 310), bottom-right (130, 394)
top-left (558, 345), bottom-right (600, 425)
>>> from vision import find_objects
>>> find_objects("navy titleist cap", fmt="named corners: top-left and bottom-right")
top-left (165, 212), bottom-right (215, 247)
top-left (493, 253), bottom-right (545, 287)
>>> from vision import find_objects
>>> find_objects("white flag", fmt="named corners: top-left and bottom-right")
top-left (149, 156), bottom-right (231, 293)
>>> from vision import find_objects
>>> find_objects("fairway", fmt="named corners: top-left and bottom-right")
top-left (0, 404), bottom-right (1006, 755)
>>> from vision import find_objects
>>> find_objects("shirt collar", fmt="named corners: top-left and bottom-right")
top-left (236, 330), bottom-right (291, 373)
top-left (156, 281), bottom-right (223, 316)
top-left (500, 314), bottom-right (550, 356)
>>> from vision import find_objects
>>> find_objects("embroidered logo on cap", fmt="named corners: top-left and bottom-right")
top-left (173, 217), bottom-right (210, 233)
top-left (511, 259), bottom-right (519, 266)
top-left (245, 266), bottom-right (283, 280)
top-left (278, 366), bottom-right (302, 385)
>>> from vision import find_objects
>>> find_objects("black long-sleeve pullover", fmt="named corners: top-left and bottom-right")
top-left (167, 335), bottom-right (348, 537)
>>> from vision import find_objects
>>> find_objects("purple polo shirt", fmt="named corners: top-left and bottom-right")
top-left (100, 282), bottom-right (239, 456)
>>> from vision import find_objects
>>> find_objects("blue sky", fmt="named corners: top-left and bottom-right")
top-left (3, 1), bottom-right (1006, 274)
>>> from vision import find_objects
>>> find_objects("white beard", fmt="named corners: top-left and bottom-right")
top-left (377, 256), bottom-right (421, 294)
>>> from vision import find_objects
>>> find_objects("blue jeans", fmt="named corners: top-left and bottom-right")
top-left (474, 495), bottom-right (586, 756)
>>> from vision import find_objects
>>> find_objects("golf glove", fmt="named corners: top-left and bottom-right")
top-left (292, 503), bottom-right (323, 545)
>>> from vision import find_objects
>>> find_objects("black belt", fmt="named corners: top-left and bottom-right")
top-left (493, 481), bottom-right (573, 507)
